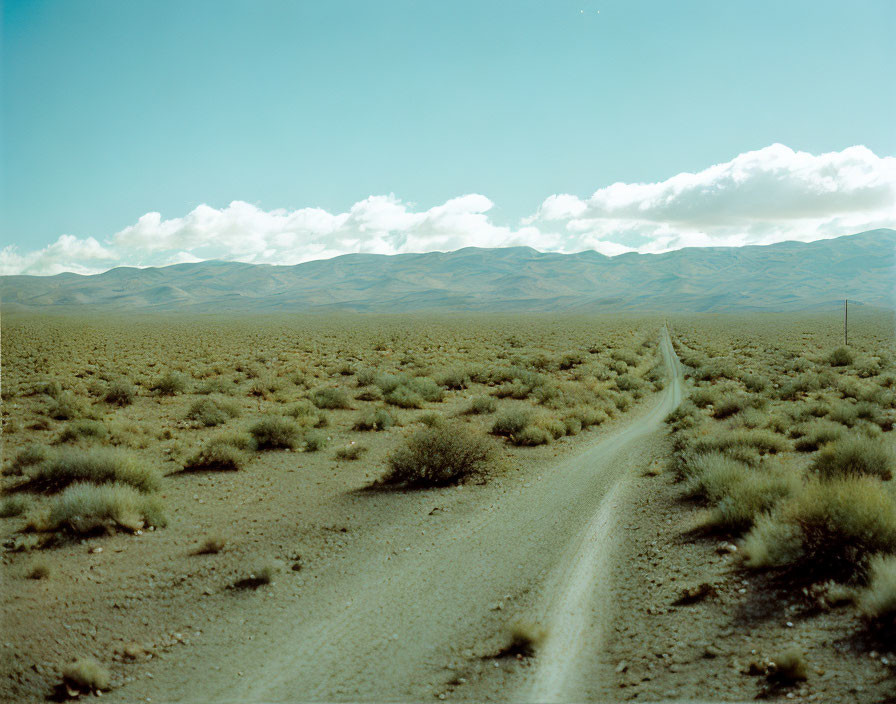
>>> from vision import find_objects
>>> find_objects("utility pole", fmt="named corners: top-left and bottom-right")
top-left (844, 299), bottom-right (848, 346)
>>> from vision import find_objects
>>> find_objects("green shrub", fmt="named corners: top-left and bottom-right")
top-left (436, 369), bottom-right (471, 390)
top-left (104, 379), bottom-right (136, 406)
top-left (57, 420), bottom-right (109, 444)
top-left (303, 430), bottom-right (329, 452)
top-left (691, 428), bottom-right (789, 457)
top-left (12, 444), bottom-right (50, 471)
top-left (615, 374), bottom-right (641, 392)
top-left (248, 375), bottom-right (283, 397)
top-left (491, 409), bottom-right (532, 438)
top-left (743, 477), bottom-right (896, 578)
top-left (559, 351), bottom-right (586, 370)
top-left (46, 482), bottom-right (166, 534)
top-left (0, 495), bottom-right (32, 518)
top-left (32, 379), bottom-right (63, 399)
top-left (375, 373), bottom-right (404, 394)
top-left (610, 349), bottom-right (640, 366)
top-left (285, 400), bottom-right (328, 427)
top-left (183, 439), bottom-right (245, 472)
top-left (187, 397), bottom-right (241, 427)
top-left (562, 416), bottom-right (582, 436)
top-left (860, 554), bottom-right (896, 627)
top-left (352, 408), bottom-right (395, 431)
top-left (28, 448), bottom-right (160, 493)
top-left (828, 401), bottom-right (859, 427)
top-left (46, 391), bottom-right (85, 420)
top-left (689, 460), bottom-right (798, 532)
top-left (419, 412), bottom-right (446, 428)
top-left (571, 406), bottom-right (609, 428)
top-left (356, 368), bottom-right (377, 387)
top-left (385, 385), bottom-right (424, 409)
top-left (810, 435), bottom-right (893, 480)
top-left (407, 377), bottom-right (444, 402)
top-left (197, 377), bottom-right (233, 394)
top-left (310, 387), bottom-right (352, 409)
top-left (383, 424), bottom-right (494, 487)
top-left (712, 394), bottom-right (750, 419)
top-left (827, 346), bottom-right (855, 367)
top-left (249, 416), bottom-right (300, 450)
top-left (335, 444), bottom-right (367, 461)
top-left (512, 425), bottom-right (553, 446)
top-left (466, 395), bottom-right (497, 415)
top-left (150, 370), bottom-right (189, 395)
top-left (793, 420), bottom-right (844, 452)
top-left (355, 386), bottom-right (384, 401)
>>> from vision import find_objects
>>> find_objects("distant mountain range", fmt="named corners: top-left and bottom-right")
top-left (2, 229), bottom-right (894, 313)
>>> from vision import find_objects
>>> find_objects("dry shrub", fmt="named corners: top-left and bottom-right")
top-left (792, 419), bottom-right (844, 452)
top-left (57, 419), bottom-right (109, 444)
top-left (335, 444), bottom-right (367, 461)
top-left (810, 435), bottom-right (893, 480)
top-left (186, 397), bottom-right (241, 427)
top-left (491, 409), bottom-right (532, 438)
top-left (150, 370), bottom-right (189, 395)
top-left (512, 425), bottom-right (553, 446)
top-left (303, 430), bottom-right (329, 452)
top-left (827, 346), bottom-right (855, 367)
top-left (103, 378), bottom-right (136, 406)
top-left (466, 395), bottom-right (497, 415)
top-left (352, 408), bottom-right (395, 431)
top-left (310, 387), bottom-right (352, 410)
top-left (859, 554), bottom-right (896, 631)
top-left (44, 482), bottom-right (166, 534)
top-left (27, 447), bottom-right (160, 493)
top-left (684, 454), bottom-right (797, 532)
top-left (195, 535), bottom-right (227, 554)
top-left (250, 415), bottom-right (300, 450)
top-left (383, 423), bottom-right (494, 487)
top-left (0, 495), bottom-right (32, 518)
top-left (743, 477), bottom-right (896, 579)
top-left (183, 439), bottom-right (245, 472)
top-left (61, 658), bottom-right (110, 694)
top-left (767, 648), bottom-right (808, 684)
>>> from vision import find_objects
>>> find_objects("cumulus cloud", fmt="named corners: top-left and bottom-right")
top-left (527, 143), bottom-right (896, 252)
top-left (2, 143), bottom-right (894, 276)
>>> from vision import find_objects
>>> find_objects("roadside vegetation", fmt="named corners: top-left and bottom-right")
top-left (666, 312), bottom-right (895, 655)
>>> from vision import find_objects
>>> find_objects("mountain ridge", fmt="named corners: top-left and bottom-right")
top-left (3, 229), bottom-right (894, 313)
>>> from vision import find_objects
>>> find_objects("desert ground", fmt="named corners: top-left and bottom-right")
top-left (1, 311), bottom-right (894, 702)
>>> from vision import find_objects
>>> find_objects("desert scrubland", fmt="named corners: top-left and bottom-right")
top-left (1, 310), bottom-right (893, 702)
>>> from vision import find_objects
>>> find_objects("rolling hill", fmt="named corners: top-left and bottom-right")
top-left (2, 229), bottom-right (894, 313)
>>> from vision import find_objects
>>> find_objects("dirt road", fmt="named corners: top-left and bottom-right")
top-left (111, 329), bottom-right (682, 703)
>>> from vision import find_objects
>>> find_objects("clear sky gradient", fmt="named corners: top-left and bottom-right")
top-left (2, 0), bottom-right (894, 274)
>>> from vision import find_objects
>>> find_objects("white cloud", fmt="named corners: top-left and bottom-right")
top-left (527, 143), bottom-right (896, 253)
top-left (2, 144), bottom-right (894, 276)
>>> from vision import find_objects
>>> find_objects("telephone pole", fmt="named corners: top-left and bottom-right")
top-left (844, 299), bottom-right (848, 346)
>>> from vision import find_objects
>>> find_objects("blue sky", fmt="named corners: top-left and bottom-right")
top-left (2, 0), bottom-right (895, 274)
